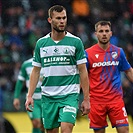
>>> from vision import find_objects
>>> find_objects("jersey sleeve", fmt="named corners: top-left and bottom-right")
top-left (76, 39), bottom-right (87, 65)
top-left (85, 50), bottom-right (89, 69)
top-left (14, 62), bottom-right (26, 98)
top-left (18, 63), bottom-right (27, 81)
top-left (32, 40), bottom-right (42, 67)
top-left (119, 48), bottom-right (131, 71)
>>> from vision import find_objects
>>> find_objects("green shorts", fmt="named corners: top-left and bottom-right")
top-left (27, 99), bottom-right (42, 120)
top-left (42, 93), bottom-right (79, 129)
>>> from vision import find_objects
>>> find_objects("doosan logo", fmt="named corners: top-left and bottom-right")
top-left (92, 61), bottom-right (119, 67)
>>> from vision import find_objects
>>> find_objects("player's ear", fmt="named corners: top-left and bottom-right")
top-left (48, 17), bottom-right (52, 24)
top-left (95, 31), bottom-right (97, 37)
top-left (110, 31), bottom-right (113, 36)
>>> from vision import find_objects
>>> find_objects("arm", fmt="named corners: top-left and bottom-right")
top-left (25, 66), bottom-right (41, 111)
top-left (78, 63), bottom-right (90, 115)
top-left (125, 67), bottom-right (133, 82)
top-left (13, 80), bottom-right (24, 110)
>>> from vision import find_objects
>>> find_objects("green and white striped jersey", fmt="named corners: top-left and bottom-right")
top-left (33, 32), bottom-right (87, 98)
top-left (18, 58), bottom-right (44, 99)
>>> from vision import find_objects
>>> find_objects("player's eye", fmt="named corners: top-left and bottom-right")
top-left (56, 17), bottom-right (61, 20)
top-left (105, 30), bottom-right (110, 33)
top-left (63, 16), bottom-right (66, 20)
top-left (99, 30), bottom-right (103, 33)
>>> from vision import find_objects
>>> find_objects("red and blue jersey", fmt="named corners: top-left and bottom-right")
top-left (85, 44), bottom-right (131, 104)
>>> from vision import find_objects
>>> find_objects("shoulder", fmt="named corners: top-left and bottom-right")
top-left (110, 44), bottom-right (124, 55)
top-left (86, 44), bottom-right (97, 52)
top-left (36, 33), bottom-right (51, 45)
top-left (22, 58), bottom-right (32, 67)
top-left (110, 44), bottom-right (123, 52)
top-left (65, 32), bottom-right (81, 41)
top-left (24, 58), bottom-right (32, 64)
top-left (108, 44), bottom-right (127, 61)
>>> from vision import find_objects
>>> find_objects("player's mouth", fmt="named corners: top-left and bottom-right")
top-left (102, 37), bottom-right (107, 40)
top-left (59, 26), bottom-right (65, 28)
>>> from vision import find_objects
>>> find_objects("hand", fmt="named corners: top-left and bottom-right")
top-left (25, 96), bottom-right (34, 112)
top-left (13, 98), bottom-right (20, 110)
top-left (80, 98), bottom-right (90, 116)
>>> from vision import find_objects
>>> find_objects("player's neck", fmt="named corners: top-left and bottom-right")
top-left (51, 30), bottom-right (66, 41)
top-left (98, 43), bottom-right (110, 51)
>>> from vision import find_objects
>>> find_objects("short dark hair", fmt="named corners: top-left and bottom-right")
top-left (48, 5), bottom-right (66, 18)
top-left (95, 21), bottom-right (111, 31)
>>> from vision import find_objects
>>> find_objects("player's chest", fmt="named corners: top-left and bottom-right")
top-left (88, 51), bottom-right (119, 67)
top-left (40, 45), bottom-right (75, 57)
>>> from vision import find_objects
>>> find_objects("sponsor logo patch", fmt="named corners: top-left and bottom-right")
top-left (63, 106), bottom-right (76, 113)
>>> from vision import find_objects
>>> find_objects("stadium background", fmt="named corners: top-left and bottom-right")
top-left (0, 0), bottom-right (133, 132)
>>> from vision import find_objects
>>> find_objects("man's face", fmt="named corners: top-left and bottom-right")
top-left (95, 25), bottom-right (112, 45)
top-left (48, 10), bottom-right (67, 32)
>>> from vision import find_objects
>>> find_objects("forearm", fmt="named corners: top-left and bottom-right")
top-left (78, 63), bottom-right (90, 115)
top-left (78, 64), bottom-right (90, 100)
top-left (125, 67), bottom-right (133, 82)
top-left (80, 71), bottom-right (89, 100)
top-left (14, 80), bottom-right (23, 99)
top-left (27, 67), bottom-right (41, 98)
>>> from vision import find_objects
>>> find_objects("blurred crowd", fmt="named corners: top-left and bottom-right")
top-left (0, 0), bottom-right (133, 116)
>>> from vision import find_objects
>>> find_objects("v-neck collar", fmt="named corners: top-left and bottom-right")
top-left (96, 43), bottom-right (111, 52)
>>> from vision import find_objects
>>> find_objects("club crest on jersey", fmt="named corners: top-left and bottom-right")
top-left (111, 52), bottom-right (118, 59)
top-left (63, 47), bottom-right (70, 54)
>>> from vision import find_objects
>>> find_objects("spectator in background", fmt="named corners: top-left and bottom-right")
top-left (28, 25), bottom-right (43, 53)
top-left (8, 26), bottom-right (23, 49)
top-left (88, 1), bottom-right (102, 24)
top-left (0, 87), bottom-right (3, 114)
top-left (66, 24), bottom-right (75, 35)
top-left (100, 1), bottom-right (118, 22)
top-left (128, 0), bottom-right (133, 21)
top-left (1, 1), bottom-right (23, 28)
top-left (76, 23), bottom-right (89, 48)
top-left (0, 0), bottom-right (1, 15)
top-left (35, 8), bottom-right (49, 34)
top-left (72, 0), bottom-right (90, 25)
top-left (0, 86), bottom-right (5, 133)
top-left (7, 26), bottom-right (23, 62)
top-left (0, 37), bottom-right (14, 92)
top-left (126, 43), bottom-right (133, 67)
top-left (124, 43), bottom-right (133, 121)
top-left (25, 12), bottom-right (36, 32)
top-left (115, 11), bottom-right (132, 47)
top-left (117, 0), bottom-right (129, 16)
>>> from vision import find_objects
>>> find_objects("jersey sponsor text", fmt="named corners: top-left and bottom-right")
top-left (92, 61), bottom-right (119, 67)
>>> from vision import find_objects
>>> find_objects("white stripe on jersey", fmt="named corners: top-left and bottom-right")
top-left (43, 65), bottom-right (78, 77)
top-left (25, 67), bottom-right (33, 75)
top-left (77, 58), bottom-right (87, 65)
top-left (18, 75), bottom-right (25, 81)
top-left (40, 45), bottom-right (76, 58)
top-left (41, 84), bottom-right (80, 96)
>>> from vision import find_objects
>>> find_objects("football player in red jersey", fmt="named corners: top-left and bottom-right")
top-left (85, 21), bottom-right (133, 133)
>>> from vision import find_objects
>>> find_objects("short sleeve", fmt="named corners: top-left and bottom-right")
top-left (32, 40), bottom-right (42, 67)
top-left (76, 39), bottom-right (87, 65)
top-left (119, 48), bottom-right (131, 71)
